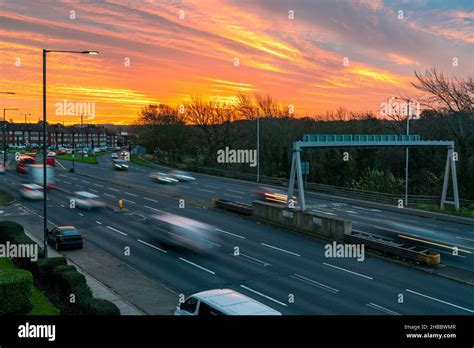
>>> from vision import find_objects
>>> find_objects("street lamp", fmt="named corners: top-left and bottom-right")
top-left (3, 108), bottom-right (19, 167)
top-left (391, 97), bottom-right (417, 208)
top-left (257, 114), bottom-right (260, 183)
top-left (42, 49), bottom-right (98, 258)
top-left (21, 113), bottom-right (31, 124)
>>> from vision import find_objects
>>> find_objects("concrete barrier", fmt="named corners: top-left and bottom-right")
top-left (252, 200), bottom-right (351, 241)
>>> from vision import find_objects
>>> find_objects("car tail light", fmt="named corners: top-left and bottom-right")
top-left (59, 237), bottom-right (64, 242)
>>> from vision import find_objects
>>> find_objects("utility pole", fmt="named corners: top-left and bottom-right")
top-left (256, 114), bottom-right (260, 183)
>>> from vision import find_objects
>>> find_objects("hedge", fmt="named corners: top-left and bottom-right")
top-left (0, 268), bottom-right (33, 315)
top-left (89, 298), bottom-right (120, 316)
top-left (35, 257), bottom-right (68, 289)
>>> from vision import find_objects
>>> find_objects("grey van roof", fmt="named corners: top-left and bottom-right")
top-left (192, 289), bottom-right (281, 315)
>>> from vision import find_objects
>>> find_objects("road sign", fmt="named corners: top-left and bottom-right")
top-left (301, 161), bottom-right (309, 175)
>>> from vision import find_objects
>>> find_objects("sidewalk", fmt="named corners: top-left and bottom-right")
top-left (8, 209), bottom-right (178, 315)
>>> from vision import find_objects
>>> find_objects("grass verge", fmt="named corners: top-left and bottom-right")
top-left (0, 190), bottom-right (14, 206)
top-left (416, 203), bottom-right (474, 218)
top-left (130, 154), bottom-right (155, 168)
top-left (57, 154), bottom-right (98, 164)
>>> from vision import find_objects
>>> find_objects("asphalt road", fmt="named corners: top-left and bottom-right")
top-left (1, 157), bottom-right (474, 315)
top-left (58, 154), bottom-right (474, 271)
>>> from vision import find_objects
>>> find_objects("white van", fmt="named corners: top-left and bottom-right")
top-left (175, 289), bottom-right (282, 316)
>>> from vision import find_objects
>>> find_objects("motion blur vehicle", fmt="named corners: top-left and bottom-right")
top-left (111, 153), bottom-right (119, 159)
top-left (149, 172), bottom-right (178, 184)
top-left (150, 213), bottom-right (220, 253)
top-left (169, 170), bottom-right (196, 182)
top-left (46, 152), bottom-right (56, 166)
top-left (0, 165), bottom-right (5, 174)
top-left (175, 289), bottom-right (282, 316)
top-left (47, 226), bottom-right (83, 251)
top-left (16, 155), bottom-right (35, 174)
top-left (112, 159), bottom-right (129, 170)
top-left (28, 164), bottom-right (55, 188)
top-left (70, 191), bottom-right (106, 210)
top-left (253, 186), bottom-right (295, 204)
top-left (19, 184), bottom-right (44, 200)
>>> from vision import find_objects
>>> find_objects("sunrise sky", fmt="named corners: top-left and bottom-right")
top-left (1, 0), bottom-right (473, 124)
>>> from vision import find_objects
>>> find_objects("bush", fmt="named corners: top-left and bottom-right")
top-left (35, 257), bottom-right (68, 289)
top-left (0, 268), bottom-right (33, 315)
top-left (89, 298), bottom-right (120, 315)
top-left (54, 270), bottom-right (93, 315)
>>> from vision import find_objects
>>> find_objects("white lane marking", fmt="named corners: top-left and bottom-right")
top-left (144, 205), bottom-right (167, 214)
top-left (322, 262), bottom-right (373, 280)
top-left (179, 257), bottom-right (215, 275)
top-left (76, 185), bottom-right (85, 189)
top-left (60, 204), bottom-right (65, 208)
top-left (108, 187), bottom-right (119, 192)
top-left (312, 209), bottom-right (336, 216)
top-left (196, 188), bottom-right (215, 193)
top-left (260, 242), bottom-right (300, 257)
top-left (96, 221), bottom-right (102, 225)
top-left (227, 189), bottom-right (245, 194)
top-left (89, 189), bottom-right (99, 193)
top-left (406, 289), bottom-right (474, 313)
top-left (204, 184), bottom-right (220, 189)
top-left (215, 228), bottom-right (245, 239)
top-left (352, 229), bottom-right (394, 241)
top-left (224, 193), bottom-right (243, 199)
top-left (177, 184), bottom-right (191, 189)
top-left (81, 180), bottom-right (90, 184)
top-left (94, 183), bottom-right (104, 187)
top-left (70, 177), bottom-right (79, 181)
top-left (456, 236), bottom-right (474, 242)
top-left (106, 226), bottom-right (128, 236)
top-left (122, 199), bottom-right (136, 204)
top-left (104, 193), bottom-right (115, 198)
top-left (78, 213), bottom-right (84, 217)
top-left (291, 274), bottom-right (339, 293)
top-left (366, 303), bottom-right (401, 316)
top-left (351, 206), bottom-right (381, 212)
top-left (237, 253), bottom-right (271, 267)
top-left (239, 285), bottom-right (287, 307)
top-left (349, 215), bottom-right (381, 223)
top-left (137, 239), bottom-right (167, 253)
top-left (144, 197), bottom-right (159, 203)
top-left (125, 192), bottom-right (138, 197)
top-left (63, 181), bottom-right (72, 185)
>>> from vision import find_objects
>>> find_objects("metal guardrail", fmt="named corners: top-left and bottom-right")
top-left (343, 230), bottom-right (440, 266)
top-left (213, 198), bottom-right (252, 215)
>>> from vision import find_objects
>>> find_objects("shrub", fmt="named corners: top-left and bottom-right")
top-left (89, 298), bottom-right (120, 315)
top-left (0, 268), bottom-right (33, 315)
top-left (54, 270), bottom-right (93, 315)
top-left (35, 257), bottom-right (68, 289)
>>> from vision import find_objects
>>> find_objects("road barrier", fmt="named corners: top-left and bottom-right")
top-left (251, 200), bottom-right (351, 241)
top-left (343, 230), bottom-right (440, 265)
top-left (213, 198), bottom-right (252, 215)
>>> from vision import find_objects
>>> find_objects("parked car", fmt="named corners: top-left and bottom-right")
top-left (168, 170), bottom-right (196, 182)
top-left (47, 226), bottom-right (83, 251)
top-left (175, 289), bottom-right (282, 316)
top-left (19, 183), bottom-right (44, 200)
top-left (149, 172), bottom-right (178, 184)
top-left (70, 191), bottom-right (106, 210)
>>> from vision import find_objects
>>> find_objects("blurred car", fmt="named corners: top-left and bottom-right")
top-left (19, 183), bottom-right (44, 200)
top-left (253, 186), bottom-right (295, 204)
top-left (111, 153), bottom-right (119, 159)
top-left (169, 170), bottom-right (196, 182)
top-left (47, 226), bottom-right (83, 251)
top-left (70, 191), bottom-right (106, 210)
top-left (175, 289), bottom-right (282, 316)
top-left (112, 159), bottom-right (129, 170)
top-left (149, 172), bottom-right (178, 184)
top-left (0, 165), bottom-right (5, 174)
top-left (150, 213), bottom-right (220, 253)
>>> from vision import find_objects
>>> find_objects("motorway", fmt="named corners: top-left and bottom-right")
top-left (1, 154), bottom-right (474, 315)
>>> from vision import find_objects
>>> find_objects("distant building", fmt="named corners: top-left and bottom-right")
top-left (0, 122), bottom-right (118, 148)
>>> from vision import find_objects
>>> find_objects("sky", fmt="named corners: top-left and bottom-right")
top-left (0, 0), bottom-right (473, 124)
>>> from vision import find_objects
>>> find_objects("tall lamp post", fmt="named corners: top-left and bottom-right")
top-left (3, 108), bottom-right (19, 166)
top-left (391, 97), bottom-right (416, 208)
top-left (43, 49), bottom-right (98, 257)
top-left (256, 114), bottom-right (260, 183)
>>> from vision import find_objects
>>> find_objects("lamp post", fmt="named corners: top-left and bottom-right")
top-left (42, 49), bottom-right (98, 258)
top-left (21, 113), bottom-right (31, 124)
top-left (256, 114), bottom-right (260, 183)
top-left (3, 108), bottom-right (19, 167)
